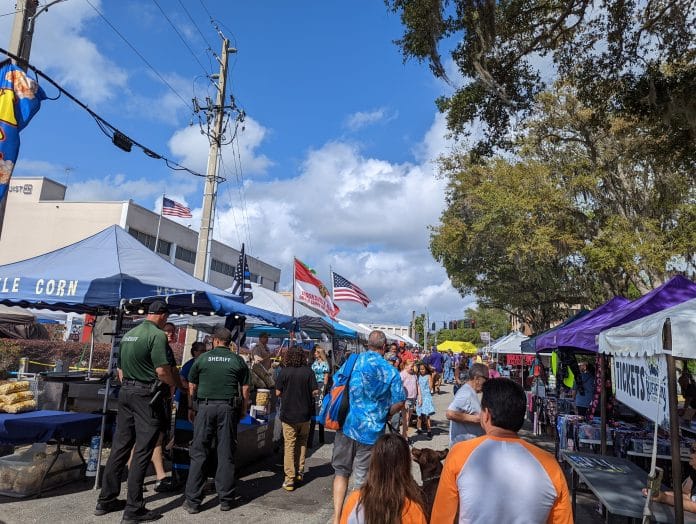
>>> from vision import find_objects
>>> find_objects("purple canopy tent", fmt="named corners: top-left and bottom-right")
top-left (535, 276), bottom-right (696, 353)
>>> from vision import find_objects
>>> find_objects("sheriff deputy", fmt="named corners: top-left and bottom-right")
top-left (96, 300), bottom-right (183, 523)
top-left (183, 326), bottom-right (250, 514)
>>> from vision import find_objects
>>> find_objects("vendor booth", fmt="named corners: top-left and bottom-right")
top-left (532, 276), bottom-right (696, 523)
top-left (0, 226), bottom-right (267, 492)
top-left (598, 296), bottom-right (696, 523)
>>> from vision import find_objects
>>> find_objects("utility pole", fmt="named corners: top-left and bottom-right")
top-left (185, 35), bottom-right (240, 354)
top-left (0, 0), bottom-right (39, 240)
top-left (192, 37), bottom-right (234, 282)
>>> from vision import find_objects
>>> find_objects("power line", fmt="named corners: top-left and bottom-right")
top-left (219, 155), bottom-right (244, 249)
top-left (198, 0), bottom-right (214, 21)
top-left (151, 0), bottom-right (210, 76)
top-left (84, 0), bottom-right (193, 112)
top-left (0, 8), bottom-right (23, 18)
top-left (0, 46), bottom-right (220, 182)
top-left (176, 0), bottom-right (214, 54)
top-left (230, 134), bottom-right (253, 253)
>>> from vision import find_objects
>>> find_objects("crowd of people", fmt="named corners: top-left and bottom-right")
top-left (92, 306), bottom-right (571, 523)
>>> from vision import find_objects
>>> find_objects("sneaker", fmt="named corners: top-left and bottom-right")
top-left (416, 429), bottom-right (423, 434)
top-left (427, 431), bottom-right (433, 439)
top-left (95, 499), bottom-right (126, 516)
top-left (154, 478), bottom-right (176, 493)
top-left (282, 480), bottom-right (294, 491)
top-left (295, 473), bottom-right (304, 483)
top-left (181, 501), bottom-right (201, 515)
top-left (120, 508), bottom-right (162, 523)
top-left (220, 501), bottom-right (235, 511)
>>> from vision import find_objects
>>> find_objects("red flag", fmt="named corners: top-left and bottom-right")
top-left (294, 259), bottom-right (339, 318)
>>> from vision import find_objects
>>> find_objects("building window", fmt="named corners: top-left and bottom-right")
top-left (157, 239), bottom-right (171, 256)
top-left (210, 258), bottom-right (235, 276)
top-left (175, 246), bottom-right (196, 264)
top-left (258, 276), bottom-right (263, 285)
top-left (250, 273), bottom-right (259, 283)
top-left (129, 228), bottom-right (156, 250)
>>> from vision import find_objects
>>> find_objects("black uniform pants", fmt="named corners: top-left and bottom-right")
top-left (98, 386), bottom-right (164, 516)
top-left (185, 401), bottom-right (238, 506)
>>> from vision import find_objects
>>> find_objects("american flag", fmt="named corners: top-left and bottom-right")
top-left (230, 243), bottom-right (253, 303)
top-left (332, 271), bottom-right (371, 307)
top-left (162, 197), bottom-right (192, 218)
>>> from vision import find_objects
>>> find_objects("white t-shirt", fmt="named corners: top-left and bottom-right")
top-left (448, 383), bottom-right (484, 446)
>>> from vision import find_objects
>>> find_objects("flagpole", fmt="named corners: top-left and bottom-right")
top-left (291, 257), bottom-right (296, 349)
top-left (154, 193), bottom-right (164, 255)
top-left (329, 265), bottom-right (334, 303)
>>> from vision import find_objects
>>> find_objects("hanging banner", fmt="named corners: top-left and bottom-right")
top-left (0, 61), bottom-right (46, 201)
top-left (505, 354), bottom-right (536, 366)
top-left (612, 354), bottom-right (668, 427)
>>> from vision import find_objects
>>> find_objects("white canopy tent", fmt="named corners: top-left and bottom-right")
top-left (335, 318), bottom-right (370, 341)
top-left (490, 331), bottom-right (529, 354)
top-left (599, 297), bottom-right (696, 358)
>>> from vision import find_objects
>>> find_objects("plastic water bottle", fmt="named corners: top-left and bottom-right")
top-left (86, 436), bottom-right (100, 477)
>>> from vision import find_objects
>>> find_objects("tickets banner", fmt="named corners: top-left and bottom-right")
top-left (612, 353), bottom-right (668, 427)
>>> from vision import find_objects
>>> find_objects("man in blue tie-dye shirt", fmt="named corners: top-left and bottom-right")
top-left (331, 330), bottom-right (405, 524)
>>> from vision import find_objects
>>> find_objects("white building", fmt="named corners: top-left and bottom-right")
top-left (0, 177), bottom-right (281, 291)
top-left (366, 323), bottom-right (411, 338)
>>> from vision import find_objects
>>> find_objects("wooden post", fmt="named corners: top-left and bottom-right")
top-left (664, 318), bottom-right (683, 523)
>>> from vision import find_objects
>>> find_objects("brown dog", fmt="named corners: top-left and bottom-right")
top-left (412, 447), bottom-right (448, 518)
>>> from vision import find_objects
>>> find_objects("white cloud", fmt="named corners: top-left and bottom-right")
top-left (344, 108), bottom-right (397, 131)
top-left (65, 172), bottom-right (197, 203)
top-left (189, 114), bottom-right (473, 324)
top-left (25, 0), bottom-right (128, 106)
top-left (168, 116), bottom-right (273, 177)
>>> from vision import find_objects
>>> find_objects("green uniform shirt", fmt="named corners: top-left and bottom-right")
top-left (189, 346), bottom-right (251, 400)
top-left (118, 320), bottom-right (169, 382)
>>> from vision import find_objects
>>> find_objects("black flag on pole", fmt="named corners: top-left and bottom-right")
top-left (230, 243), bottom-right (253, 303)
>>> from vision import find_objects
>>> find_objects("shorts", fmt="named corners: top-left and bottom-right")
top-left (405, 398), bottom-right (416, 410)
top-left (331, 431), bottom-right (373, 487)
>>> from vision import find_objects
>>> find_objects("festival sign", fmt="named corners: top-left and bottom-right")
top-left (612, 354), bottom-right (668, 427)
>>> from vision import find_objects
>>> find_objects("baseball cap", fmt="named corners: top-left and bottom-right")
top-left (148, 300), bottom-right (170, 314)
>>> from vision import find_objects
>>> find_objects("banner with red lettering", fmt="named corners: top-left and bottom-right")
top-left (294, 258), bottom-right (339, 319)
top-left (505, 354), bottom-right (536, 366)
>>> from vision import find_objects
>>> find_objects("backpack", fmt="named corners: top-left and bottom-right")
top-left (319, 353), bottom-right (359, 431)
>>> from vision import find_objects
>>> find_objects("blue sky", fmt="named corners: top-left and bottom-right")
top-left (2, 0), bottom-right (478, 325)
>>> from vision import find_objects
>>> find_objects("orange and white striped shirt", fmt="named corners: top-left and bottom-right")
top-left (431, 435), bottom-right (573, 524)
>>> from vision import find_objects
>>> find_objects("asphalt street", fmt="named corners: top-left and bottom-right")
top-left (0, 382), bottom-right (604, 524)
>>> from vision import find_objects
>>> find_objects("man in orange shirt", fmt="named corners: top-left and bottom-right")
top-left (432, 378), bottom-right (572, 524)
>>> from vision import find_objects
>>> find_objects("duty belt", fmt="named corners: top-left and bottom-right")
top-left (121, 378), bottom-right (155, 388)
top-left (198, 398), bottom-right (236, 404)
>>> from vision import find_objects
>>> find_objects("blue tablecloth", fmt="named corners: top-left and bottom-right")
top-left (0, 410), bottom-right (102, 445)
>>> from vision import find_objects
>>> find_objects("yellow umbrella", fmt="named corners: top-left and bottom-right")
top-left (437, 340), bottom-right (478, 354)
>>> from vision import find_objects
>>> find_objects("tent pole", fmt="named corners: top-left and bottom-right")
top-left (87, 315), bottom-right (96, 379)
top-left (664, 319), bottom-right (683, 523)
top-left (93, 305), bottom-right (123, 490)
top-left (600, 354), bottom-right (607, 456)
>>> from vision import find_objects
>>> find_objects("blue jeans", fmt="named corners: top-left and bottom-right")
top-left (444, 367), bottom-right (454, 383)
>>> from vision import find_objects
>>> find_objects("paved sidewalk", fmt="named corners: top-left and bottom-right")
top-left (0, 382), bottom-right (605, 523)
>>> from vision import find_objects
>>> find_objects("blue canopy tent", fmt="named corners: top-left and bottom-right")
top-left (0, 225), bottom-right (233, 313)
top-left (123, 291), bottom-right (295, 329)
